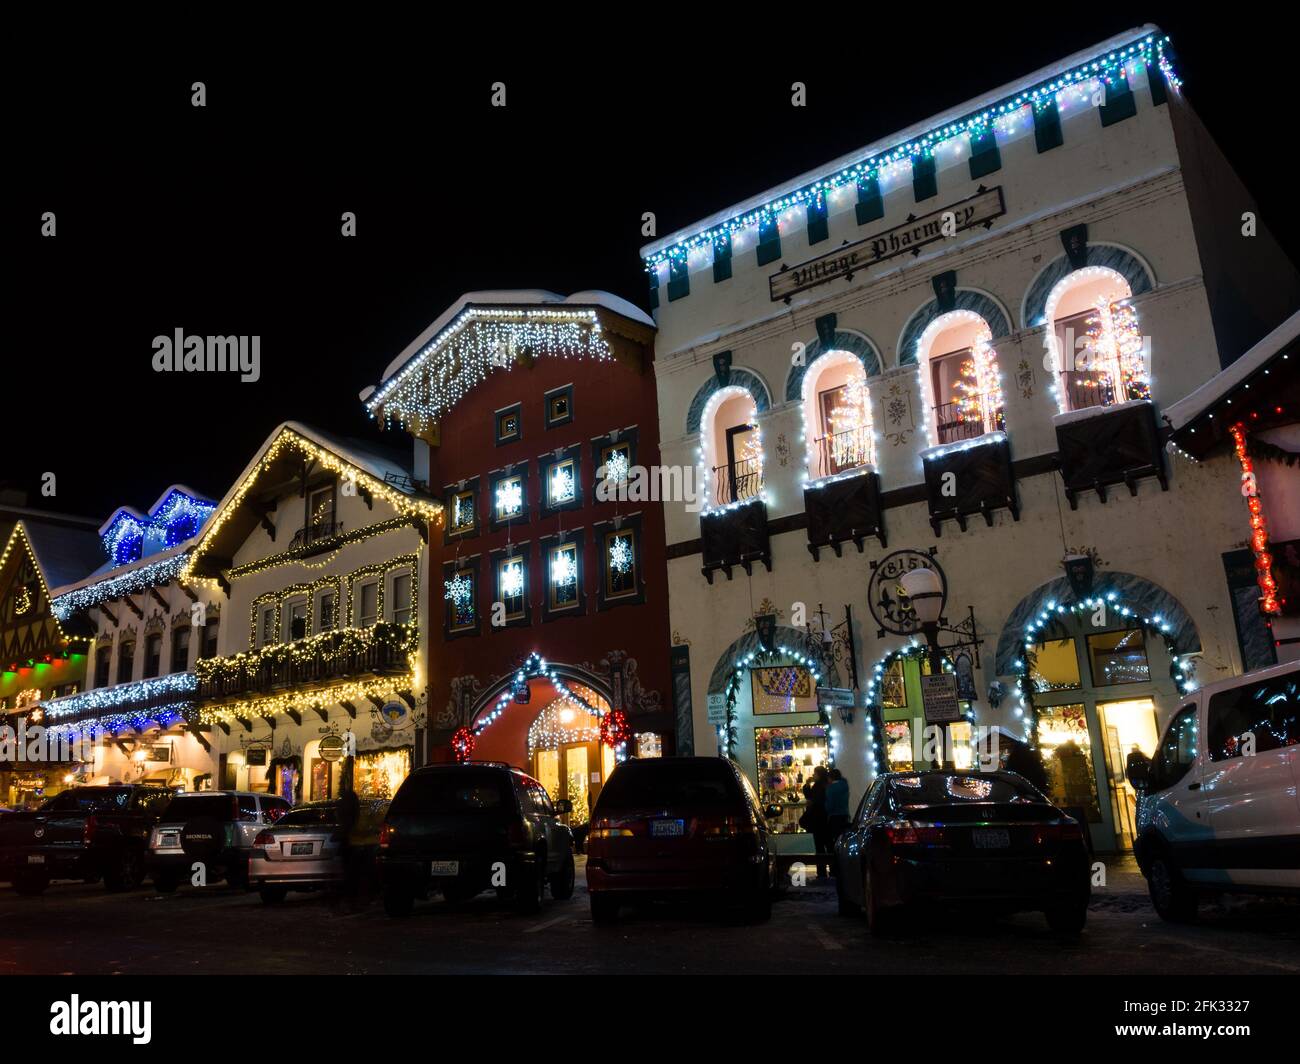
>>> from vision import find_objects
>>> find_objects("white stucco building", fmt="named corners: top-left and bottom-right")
top-left (643, 27), bottom-right (1300, 853)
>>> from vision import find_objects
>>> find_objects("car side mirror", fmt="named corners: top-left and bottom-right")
top-left (1125, 751), bottom-right (1152, 792)
top-left (553, 798), bottom-right (573, 815)
top-left (764, 804), bottom-right (783, 820)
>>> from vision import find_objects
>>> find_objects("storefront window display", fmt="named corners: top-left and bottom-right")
top-left (634, 733), bottom-right (662, 758)
top-left (1036, 702), bottom-right (1102, 824)
top-left (755, 724), bottom-right (830, 835)
top-left (354, 747), bottom-right (411, 799)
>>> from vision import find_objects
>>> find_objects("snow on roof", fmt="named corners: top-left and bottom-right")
top-left (12, 519), bottom-right (104, 591)
top-left (368, 290), bottom-right (655, 398)
top-left (1164, 310), bottom-right (1300, 430)
top-left (640, 24), bottom-right (1163, 262)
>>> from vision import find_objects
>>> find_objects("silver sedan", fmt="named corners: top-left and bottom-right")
top-left (248, 799), bottom-right (387, 904)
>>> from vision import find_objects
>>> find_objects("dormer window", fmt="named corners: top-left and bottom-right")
top-left (306, 485), bottom-right (336, 544)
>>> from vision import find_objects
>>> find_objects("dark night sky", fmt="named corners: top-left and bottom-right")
top-left (11, 12), bottom-right (1295, 521)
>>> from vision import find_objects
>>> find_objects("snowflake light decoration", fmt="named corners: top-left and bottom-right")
top-left (608, 536), bottom-right (633, 574)
top-left (602, 450), bottom-right (630, 484)
top-left (550, 551), bottom-right (578, 589)
top-left (550, 466), bottom-right (575, 504)
top-left (444, 571), bottom-right (472, 605)
top-left (495, 480), bottom-right (522, 516)
top-left (500, 560), bottom-right (524, 599)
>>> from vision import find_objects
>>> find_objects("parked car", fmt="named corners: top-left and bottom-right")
top-left (834, 770), bottom-right (1091, 935)
top-left (377, 762), bottom-right (575, 918)
top-left (248, 797), bottom-right (389, 904)
top-left (585, 756), bottom-right (780, 925)
top-left (1126, 661), bottom-right (1299, 922)
top-left (0, 784), bottom-right (172, 895)
top-left (147, 791), bottom-right (290, 892)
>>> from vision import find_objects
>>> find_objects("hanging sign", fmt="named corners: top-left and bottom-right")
top-left (318, 735), bottom-right (346, 762)
top-left (816, 687), bottom-right (856, 709)
top-left (920, 673), bottom-right (962, 725)
top-left (769, 186), bottom-right (1005, 303)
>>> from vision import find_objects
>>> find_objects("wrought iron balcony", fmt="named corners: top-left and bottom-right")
top-left (812, 426), bottom-right (872, 479)
top-left (287, 520), bottom-right (344, 554)
top-left (933, 396), bottom-right (1005, 445)
top-left (710, 458), bottom-right (763, 506)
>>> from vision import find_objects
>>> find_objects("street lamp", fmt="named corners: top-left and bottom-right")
top-left (899, 566), bottom-right (947, 770)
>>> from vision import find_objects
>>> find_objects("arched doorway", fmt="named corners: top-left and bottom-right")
top-left (462, 654), bottom-right (623, 826)
top-left (996, 573), bottom-right (1201, 853)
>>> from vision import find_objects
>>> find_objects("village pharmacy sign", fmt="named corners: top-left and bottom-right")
top-left (769, 186), bottom-right (1005, 303)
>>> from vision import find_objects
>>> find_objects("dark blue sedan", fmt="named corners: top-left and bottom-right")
top-left (834, 771), bottom-right (1090, 935)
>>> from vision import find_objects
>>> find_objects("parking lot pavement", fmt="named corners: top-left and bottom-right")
top-left (3, 857), bottom-right (1299, 975)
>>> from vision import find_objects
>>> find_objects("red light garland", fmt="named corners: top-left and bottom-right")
top-left (451, 726), bottom-right (477, 762)
top-left (1229, 422), bottom-right (1282, 615)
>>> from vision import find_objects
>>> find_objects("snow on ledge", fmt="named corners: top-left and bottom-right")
top-left (1052, 398), bottom-right (1151, 427)
top-left (920, 430), bottom-right (1008, 462)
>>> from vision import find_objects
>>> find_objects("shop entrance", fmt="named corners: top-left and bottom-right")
top-left (528, 692), bottom-right (616, 828)
top-left (1029, 627), bottom-right (1165, 853)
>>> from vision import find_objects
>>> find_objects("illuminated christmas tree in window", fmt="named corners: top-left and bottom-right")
top-left (1083, 297), bottom-right (1149, 404)
top-left (951, 326), bottom-right (1004, 434)
top-left (826, 376), bottom-right (873, 470)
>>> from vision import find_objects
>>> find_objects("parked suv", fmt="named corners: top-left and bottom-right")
top-left (377, 762), bottom-right (575, 917)
top-left (1127, 661), bottom-right (1299, 921)
top-left (148, 791), bottom-right (291, 892)
top-left (0, 784), bottom-right (171, 895)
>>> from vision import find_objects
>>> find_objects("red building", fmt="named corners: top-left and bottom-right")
top-left (361, 291), bottom-right (674, 818)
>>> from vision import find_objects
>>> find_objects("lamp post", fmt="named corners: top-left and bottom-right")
top-left (898, 566), bottom-right (947, 770)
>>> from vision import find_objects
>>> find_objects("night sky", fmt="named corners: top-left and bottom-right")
top-left (11, 12), bottom-right (1294, 521)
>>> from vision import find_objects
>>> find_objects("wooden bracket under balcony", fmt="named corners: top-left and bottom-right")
top-left (285, 708), bottom-right (302, 726)
top-left (340, 700), bottom-right (358, 719)
top-left (188, 724), bottom-right (211, 753)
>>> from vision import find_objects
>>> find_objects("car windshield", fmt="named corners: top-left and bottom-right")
top-left (888, 773), bottom-right (1043, 809)
top-left (159, 794), bottom-right (234, 821)
top-left (276, 804), bottom-right (340, 827)
top-left (596, 759), bottom-right (739, 811)
top-left (389, 769), bottom-right (512, 816)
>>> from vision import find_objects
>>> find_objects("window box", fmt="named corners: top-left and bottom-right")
top-left (804, 470), bottom-right (886, 560)
top-left (921, 432), bottom-right (1019, 535)
top-left (700, 500), bottom-right (770, 584)
top-left (1053, 400), bottom-right (1167, 509)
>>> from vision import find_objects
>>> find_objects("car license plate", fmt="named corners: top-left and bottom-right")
top-left (972, 828), bottom-right (1010, 849)
top-left (650, 819), bottom-right (685, 838)
top-left (290, 842), bottom-right (313, 856)
top-left (27, 854), bottom-right (45, 864)
top-left (430, 860), bottom-right (460, 876)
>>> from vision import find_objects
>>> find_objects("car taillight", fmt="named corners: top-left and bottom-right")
top-left (379, 824), bottom-right (395, 849)
top-left (699, 816), bottom-right (755, 838)
top-left (505, 820), bottom-right (528, 847)
top-left (253, 830), bottom-right (275, 848)
top-left (883, 821), bottom-right (947, 847)
top-left (1059, 819), bottom-right (1084, 841)
top-left (588, 819), bottom-right (634, 839)
top-left (83, 816), bottom-right (98, 845)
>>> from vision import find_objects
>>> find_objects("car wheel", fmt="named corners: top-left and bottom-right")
top-left (1147, 854), bottom-right (1198, 923)
top-left (515, 857), bottom-right (545, 915)
top-left (836, 865), bottom-right (859, 916)
top-left (383, 884), bottom-right (415, 918)
top-left (590, 893), bottom-right (619, 926)
top-left (549, 850), bottom-right (576, 901)
top-left (13, 872), bottom-right (49, 897)
top-left (1045, 900), bottom-right (1088, 934)
top-left (260, 886), bottom-right (289, 905)
top-left (863, 864), bottom-right (892, 937)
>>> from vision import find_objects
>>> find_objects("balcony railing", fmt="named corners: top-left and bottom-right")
top-left (711, 458), bottom-right (764, 506)
top-left (196, 624), bottom-right (412, 702)
top-left (1061, 372), bottom-right (1116, 412)
top-left (288, 520), bottom-right (344, 552)
top-left (812, 426), bottom-right (872, 479)
top-left (933, 396), bottom-right (1005, 445)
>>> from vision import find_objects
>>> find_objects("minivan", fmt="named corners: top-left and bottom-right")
top-left (1126, 661), bottom-right (1299, 921)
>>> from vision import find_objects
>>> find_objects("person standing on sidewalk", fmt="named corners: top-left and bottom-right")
top-left (825, 768), bottom-right (851, 859)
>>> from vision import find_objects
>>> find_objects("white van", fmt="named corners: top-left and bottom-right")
top-left (1126, 661), bottom-right (1299, 921)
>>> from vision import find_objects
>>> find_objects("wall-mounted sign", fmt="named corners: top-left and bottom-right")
top-left (816, 687), bottom-right (856, 709)
top-left (920, 674), bottom-right (962, 725)
top-left (867, 548), bottom-right (946, 638)
top-left (142, 743), bottom-right (173, 764)
top-left (318, 735), bottom-right (346, 763)
top-left (706, 693), bottom-right (727, 724)
top-left (380, 700), bottom-right (408, 727)
top-left (769, 186), bottom-right (1006, 303)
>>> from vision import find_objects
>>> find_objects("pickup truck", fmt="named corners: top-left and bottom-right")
top-left (0, 785), bottom-right (173, 895)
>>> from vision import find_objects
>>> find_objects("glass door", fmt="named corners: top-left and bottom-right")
top-left (1096, 698), bottom-right (1160, 852)
top-left (563, 743), bottom-right (591, 827)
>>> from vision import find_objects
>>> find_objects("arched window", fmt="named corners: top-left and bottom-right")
top-left (700, 386), bottom-right (763, 507)
top-left (802, 351), bottom-right (874, 480)
top-left (1045, 267), bottom-right (1147, 412)
top-left (917, 310), bottom-right (1004, 446)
